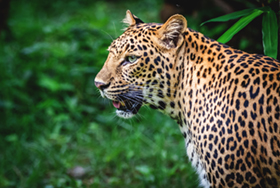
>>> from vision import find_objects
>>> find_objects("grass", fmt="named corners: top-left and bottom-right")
top-left (0, 0), bottom-right (200, 187)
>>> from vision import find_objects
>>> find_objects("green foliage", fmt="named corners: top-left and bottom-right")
top-left (202, 4), bottom-right (279, 59)
top-left (262, 7), bottom-right (278, 59)
top-left (201, 8), bottom-right (258, 25)
top-left (4, 1), bottom-right (276, 187)
top-left (0, 0), bottom-right (199, 187)
top-left (217, 9), bottom-right (264, 43)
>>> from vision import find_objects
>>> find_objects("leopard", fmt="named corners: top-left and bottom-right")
top-left (94, 10), bottom-right (280, 188)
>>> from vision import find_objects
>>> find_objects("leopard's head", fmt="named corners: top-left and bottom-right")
top-left (95, 10), bottom-right (187, 118)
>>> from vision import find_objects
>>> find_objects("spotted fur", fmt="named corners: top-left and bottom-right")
top-left (95, 10), bottom-right (280, 188)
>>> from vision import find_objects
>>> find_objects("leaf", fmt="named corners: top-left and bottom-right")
top-left (38, 75), bottom-right (74, 92)
top-left (201, 7), bottom-right (269, 26)
top-left (217, 9), bottom-right (264, 44)
top-left (262, 8), bottom-right (278, 59)
top-left (201, 8), bottom-right (255, 26)
top-left (136, 165), bottom-right (152, 176)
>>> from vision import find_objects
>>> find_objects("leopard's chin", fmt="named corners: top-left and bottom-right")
top-left (112, 99), bottom-right (142, 119)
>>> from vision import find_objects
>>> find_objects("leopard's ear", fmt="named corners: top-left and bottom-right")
top-left (157, 14), bottom-right (187, 49)
top-left (123, 10), bottom-right (144, 26)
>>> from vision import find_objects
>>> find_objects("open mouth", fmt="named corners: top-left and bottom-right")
top-left (112, 99), bottom-right (142, 118)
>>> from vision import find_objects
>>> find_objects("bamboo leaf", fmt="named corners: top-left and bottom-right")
top-left (201, 7), bottom-right (269, 26)
top-left (217, 9), bottom-right (264, 44)
top-left (262, 8), bottom-right (278, 59)
top-left (201, 8), bottom-right (255, 26)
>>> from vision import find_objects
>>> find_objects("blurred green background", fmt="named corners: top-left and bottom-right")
top-left (0, 0), bottom-right (271, 187)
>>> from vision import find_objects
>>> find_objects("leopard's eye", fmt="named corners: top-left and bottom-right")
top-left (121, 55), bottom-right (138, 66)
top-left (127, 55), bottom-right (137, 63)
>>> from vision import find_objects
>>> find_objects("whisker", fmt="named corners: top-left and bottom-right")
top-left (100, 29), bottom-right (115, 42)
top-left (120, 94), bottom-right (143, 104)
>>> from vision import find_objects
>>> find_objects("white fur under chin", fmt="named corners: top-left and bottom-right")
top-left (116, 110), bottom-right (135, 119)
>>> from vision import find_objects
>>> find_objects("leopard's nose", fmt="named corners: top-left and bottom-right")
top-left (95, 81), bottom-right (110, 90)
